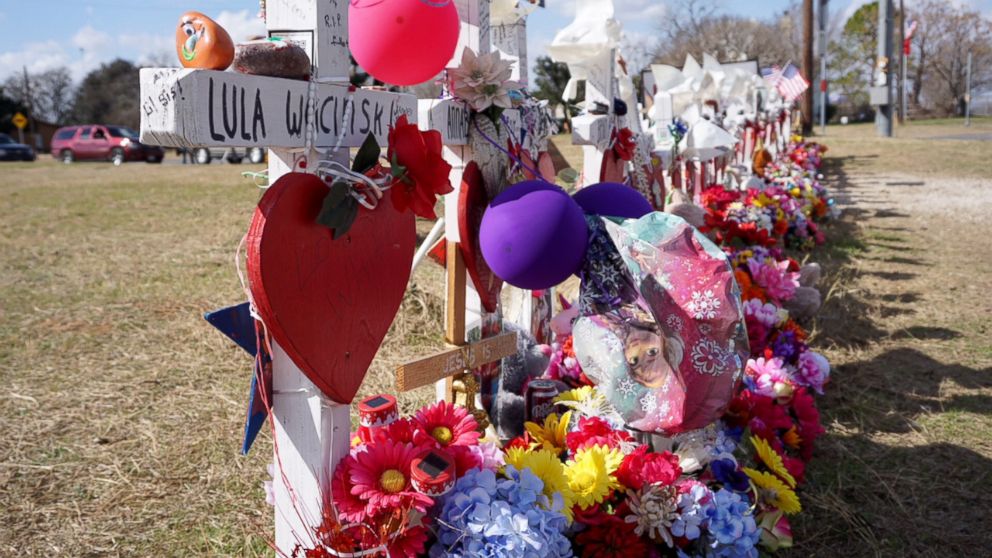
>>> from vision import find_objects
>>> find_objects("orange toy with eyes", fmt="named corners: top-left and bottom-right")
top-left (176, 11), bottom-right (235, 70)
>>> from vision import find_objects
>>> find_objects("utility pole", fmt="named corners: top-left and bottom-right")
top-left (802, 0), bottom-right (815, 135)
top-left (965, 51), bottom-right (972, 126)
top-left (21, 65), bottom-right (38, 145)
top-left (897, 0), bottom-right (904, 124)
top-left (819, 0), bottom-right (828, 135)
top-left (874, 0), bottom-right (894, 137)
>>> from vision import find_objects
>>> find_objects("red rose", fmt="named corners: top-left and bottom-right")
top-left (566, 416), bottom-right (633, 452)
top-left (616, 445), bottom-right (683, 490)
top-left (612, 127), bottom-right (637, 161)
top-left (387, 114), bottom-right (453, 220)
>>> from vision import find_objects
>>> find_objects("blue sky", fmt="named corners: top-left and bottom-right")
top-left (1, 0), bottom-right (989, 83)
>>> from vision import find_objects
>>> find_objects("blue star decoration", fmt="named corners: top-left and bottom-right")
top-left (204, 302), bottom-right (272, 455)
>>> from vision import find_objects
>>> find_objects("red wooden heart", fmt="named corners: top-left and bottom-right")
top-left (458, 161), bottom-right (502, 313)
top-left (246, 173), bottom-right (415, 404)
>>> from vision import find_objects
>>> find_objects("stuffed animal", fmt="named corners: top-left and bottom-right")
top-left (490, 322), bottom-right (555, 440)
top-left (665, 188), bottom-right (706, 229)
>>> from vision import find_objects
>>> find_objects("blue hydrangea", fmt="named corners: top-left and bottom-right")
top-left (710, 459), bottom-right (749, 493)
top-left (701, 488), bottom-right (761, 558)
top-left (429, 466), bottom-right (572, 558)
top-left (710, 423), bottom-right (741, 457)
top-left (671, 484), bottom-right (713, 541)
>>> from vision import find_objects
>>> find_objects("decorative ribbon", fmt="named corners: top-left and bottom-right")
top-left (472, 118), bottom-right (551, 185)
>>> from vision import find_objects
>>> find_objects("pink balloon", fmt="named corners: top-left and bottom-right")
top-left (349, 0), bottom-right (460, 86)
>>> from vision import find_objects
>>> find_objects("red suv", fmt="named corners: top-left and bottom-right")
top-left (51, 125), bottom-right (164, 165)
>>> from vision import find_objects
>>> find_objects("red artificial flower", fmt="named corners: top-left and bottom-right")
top-left (331, 455), bottom-right (368, 523)
top-left (372, 417), bottom-right (416, 445)
top-left (449, 444), bottom-right (484, 477)
top-left (386, 114), bottom-right (453, 220)
top-left (612, 127), bottom-right (637, 161)
top-left (504, 432), bottom-right (534, 451)
top-left (412, 401), bottom-right (481, 449)
top-left (790, 388), bottom-right (824, 461)
top-left (615, 445), bottom-right (683, 490)
top-left (566, 416), bottom-right (633, 452)
top-left (576, 513), bottom-right (650, 558)
top-left (387, 524), bottom-right (428, 558)
top-left (782, 454), bottom-right (806, 484)
top-left (572, 503), bottom-right (610, 526)
top-left (349, 440), bottom-right (434, 517)
top-left (727, 389), bottom-right (793, 440)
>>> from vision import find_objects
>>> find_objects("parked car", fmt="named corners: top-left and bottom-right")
top-left (188, 146), bottom-right (266, 164)
top-left (0, 133), bottom-right (36, 161)
top-left (51, 125), bottom-right (165, 165)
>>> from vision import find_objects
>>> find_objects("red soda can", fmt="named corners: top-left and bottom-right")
top-left (525, 379), bottom-right (560, 423)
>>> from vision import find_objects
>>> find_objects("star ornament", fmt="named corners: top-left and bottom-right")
top-left (204, 302), bottom-right (272, 454)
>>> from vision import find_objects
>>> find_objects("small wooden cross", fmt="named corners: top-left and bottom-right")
top-left (398, 0), bottom-right (551, 425)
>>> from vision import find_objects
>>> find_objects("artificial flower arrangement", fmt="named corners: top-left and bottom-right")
top-left (447, 48), bottom-right (557, 187)
top-left (268, 119), bottom-right (835, 557)
top-left (700, 140), bottom-right (834, 251)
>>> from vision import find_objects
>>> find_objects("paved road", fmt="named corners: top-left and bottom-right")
top-left (929, 132), bottom-right (992, 141)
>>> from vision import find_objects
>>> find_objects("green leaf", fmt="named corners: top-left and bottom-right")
top-left (390, 154), bottom-right (412, 185)
top-left (352, 132), bottom-right (380, 173)
top-left (316, 181), bottom-right (354, 231)
top-left (332, 198), bottom-right (359, 239)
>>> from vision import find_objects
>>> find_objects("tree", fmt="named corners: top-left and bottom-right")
top-left (3, 67), bottom-right (75, 125)
top-left (910, 0), bottom-right (992, 115)
top-left (654, 0), bottom-right (802, 67)
top-left (0, 88), bottom-right (28, 135)
top-left (531, 56), bottom-right (582, 129)
top-left (829, 2), bottom-right (880, 112)
top-left (71, 59), bottom-right (141, 129)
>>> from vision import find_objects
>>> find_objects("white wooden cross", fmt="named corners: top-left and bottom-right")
top-left (412, 0), bottom-right (553, 415)
top-left (139, 1), bottom-right (416, 554)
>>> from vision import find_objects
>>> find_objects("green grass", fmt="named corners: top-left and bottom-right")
top-left (2, 120), bottom-right (990, 555)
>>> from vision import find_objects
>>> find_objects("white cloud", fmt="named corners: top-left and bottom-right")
top-left (0, 41), bottom-right (71, 81)
top-left (72, 25), bottom-right (112, 52)
top-left (214, 9), bottom-right (267, 43)
top-left (545, 0), bottom-right (665, 27)
top-left (118, 32), bottom-right (174, 66)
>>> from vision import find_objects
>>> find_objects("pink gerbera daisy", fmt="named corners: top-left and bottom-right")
top-left (331, 455), bottom-right (367, 523)
top-left (348, 440), bottom-right (433, 517)
top-left (412, 401), bottom-right (481, 449)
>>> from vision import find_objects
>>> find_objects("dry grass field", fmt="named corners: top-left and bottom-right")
top-left (0, 120), bottom-right (989, 556)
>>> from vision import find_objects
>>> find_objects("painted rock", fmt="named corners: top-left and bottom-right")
top-left (234, 39), bottom-right (311, 80)
top-left (176, 11), bottom-right (235, 70)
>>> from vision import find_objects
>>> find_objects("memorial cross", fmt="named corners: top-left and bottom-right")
top-left (139, 1), bottom-right (416, 553)
top-left (399, 0), bottom-right (552, 424)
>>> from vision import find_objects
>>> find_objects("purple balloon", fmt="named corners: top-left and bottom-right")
top-left (480, 181), bottom-right (589, 290)
top-left (572, 182), bottom-right (654, 219)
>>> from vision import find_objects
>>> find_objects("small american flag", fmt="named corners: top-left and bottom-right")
top-left (761, 63), bottom-right (810, 103)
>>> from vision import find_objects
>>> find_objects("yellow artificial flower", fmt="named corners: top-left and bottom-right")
top-left (565, 445), bottom-right (623, 510)
top-left (506, 448), bottom-right (575, 522)
top-left (751, 436), bottom-right (796, 489)
top-left (554, 386), bottom-right (617, 421)
top-left (524, 411), bottom-right (572, 454)
top-left (744, 468), bottom-right (802, 515)
top-left (555, 386), bottom-right (594, 405)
